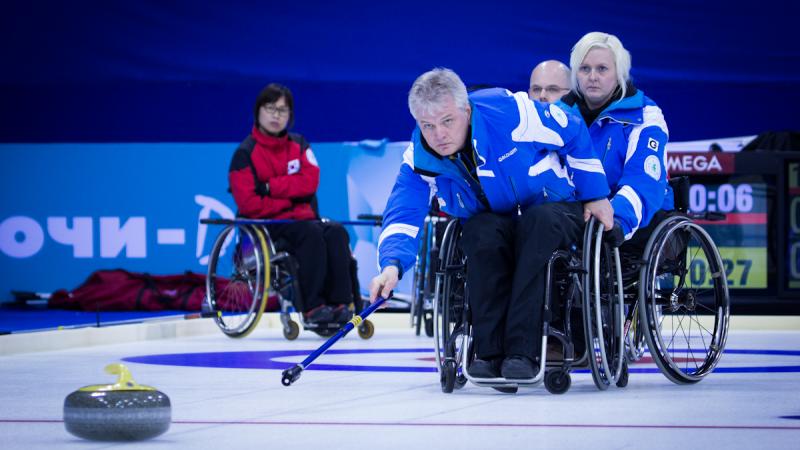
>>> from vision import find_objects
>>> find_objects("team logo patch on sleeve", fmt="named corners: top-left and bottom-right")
top-left (647, 137), bottom-right (659, 151)
top-left (549, 104), bottom-right (568, 128)
top-left (287, 158), bottom-right (300, 174)
top-left (644, 154), bottom-right (661, 180)
top-left (305, 148), bottom-right (318, 166)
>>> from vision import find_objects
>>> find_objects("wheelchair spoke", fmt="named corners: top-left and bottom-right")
top-left (691, 310), bottom-right (711, 360)
top-left (678, 314), bottom-right (700, 372)
top-left (692, 296), bottom-right (718, 312)
top-left (689, 312), bottom-right (716, 337)
top-left (666, 314), bottom-right (678, 354)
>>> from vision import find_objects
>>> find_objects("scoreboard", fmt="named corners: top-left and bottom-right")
top-left (689, 179), bottom-right (768, 289)
top-left (785, 162), bottom-right (800, 290)
top-left (668, 150), bottom-right (800, 300)
top-left (668, 152), bottom-right (769, 290)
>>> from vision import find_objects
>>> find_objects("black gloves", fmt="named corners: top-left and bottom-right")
top-left (255, 182), bottom-right (314, 206)
top-left (255, 182), bottom-right (270, 197)
top-left (604, 220), bottom-right (625, 248)
top-left (291, 195), bottom-right (314, 205)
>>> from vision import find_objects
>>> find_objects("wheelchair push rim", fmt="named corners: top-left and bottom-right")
top-left (582, 217), bottom-right (626, 390)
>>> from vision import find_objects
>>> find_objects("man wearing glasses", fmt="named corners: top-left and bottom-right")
top-left (528, 60), bottom-right (571, 103)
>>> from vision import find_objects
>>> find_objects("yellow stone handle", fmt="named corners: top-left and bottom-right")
top-left (78, 363), bottom-right (156, 392)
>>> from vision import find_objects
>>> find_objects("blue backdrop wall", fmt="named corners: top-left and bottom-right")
top-left (1, 1), bottom-right (798, 302)
top-left (0, 140), bottom-right (409, 300)
top-left (1, 0), bottom-right (798, 143)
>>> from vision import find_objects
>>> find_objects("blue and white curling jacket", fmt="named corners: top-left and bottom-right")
top-left (378, 88), bottom-right (610, 276)
top-left (559, 89), bottom-right (672, 240)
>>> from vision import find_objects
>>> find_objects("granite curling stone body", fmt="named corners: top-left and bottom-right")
top-left (63, 363), bottom-right (171, 441)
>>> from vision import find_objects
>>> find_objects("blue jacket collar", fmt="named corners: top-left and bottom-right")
top-left (560, 85), bottom-right (646, 126)
top-left (598, 90), bottom-right (645, 124)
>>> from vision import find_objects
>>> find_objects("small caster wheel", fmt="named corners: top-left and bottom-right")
top-left (283, 320), bottom-right (300, 340)
top-left (358, 320), bottom-right (375, 339)
top-left (544, 369), bottom-right (571, 394)
top-left (424, 314), bottom-right (434, 338)
top-left (616, 361), bottom-right (629, 388)
top-left (441, 360), bottom-right (456, 393)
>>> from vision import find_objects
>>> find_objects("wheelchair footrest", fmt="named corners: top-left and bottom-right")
top-left (468, 375), bottom-right (540, 387)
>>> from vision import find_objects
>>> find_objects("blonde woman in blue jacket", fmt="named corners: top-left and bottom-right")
top-left (559, 32), bottom-right (674, 248)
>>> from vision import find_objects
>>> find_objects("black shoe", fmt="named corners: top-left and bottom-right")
top-left (332, 304), bottom-right (353, 323)
top-left (501, 356), bottom-right (538, 379)
top-left (469, 357), bottom-right (501, 378)
top-left (491, 386), bottom-right (519, 394)
top-left (303, 305), bottom-right (335, 324)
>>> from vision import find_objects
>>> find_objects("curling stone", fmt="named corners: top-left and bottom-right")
top-left (63, 363), bottom-right (171, 441)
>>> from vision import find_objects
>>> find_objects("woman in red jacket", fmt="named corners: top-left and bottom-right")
top-left (228, 83), bottom-right (353, 324)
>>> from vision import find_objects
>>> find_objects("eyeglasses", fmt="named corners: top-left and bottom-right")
top-left (262, 104), bottom-right (290, 117)
top-left (530, 86), bottom-right (570, 96)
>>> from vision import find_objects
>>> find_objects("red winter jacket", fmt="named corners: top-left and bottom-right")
top-left (228, 126), bottom-right (320, 219)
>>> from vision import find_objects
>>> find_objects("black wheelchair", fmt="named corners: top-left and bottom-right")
top-left (409, 208), bottom-right (452, 337)
top-left (433, 187), bottom-right (730, 393)
top-left (201, 218), bottom-right (374, 341)
top-left (433, 216), bottom-right (624, 394)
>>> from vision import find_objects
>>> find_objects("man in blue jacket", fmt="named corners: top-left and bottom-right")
top-left (369, 68), bottom-right (613, 380)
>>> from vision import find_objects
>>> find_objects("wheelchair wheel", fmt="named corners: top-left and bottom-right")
top-left (544, 369), bottom-right (572, 395)
top-left (433, 220), bottom-right (467, 385)
top-left (640, 217), bottom-right (730, 384)
top-left (582, 218), bottom-right (625, 390)
top-left (205, 224), bottom-right (269, 338)
top-left (412, 218), bottom-right (431, 335)
top-left (283, 320), bottom-right (300, 340)
top-left (424, 314), bottom-right (434, 338)
top-left (616, 360), bottom-right (629, 387)
top-left (441, 360), bottom-right (457, 393)
top-left (358, 320), bottom-right (375, 339)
